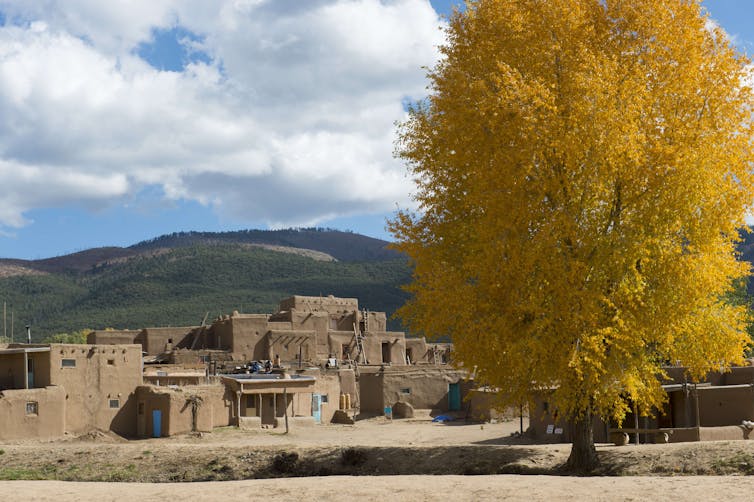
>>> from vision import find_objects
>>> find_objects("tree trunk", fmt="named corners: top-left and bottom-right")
top-left (565, 412), bottom-right (599, 473)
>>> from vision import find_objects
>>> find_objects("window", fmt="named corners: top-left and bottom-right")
top-left (156, 371), bottom-right (167, 377)
top-left (61, 359), bottom-right (76, 368)
top-left (109, 399), bottom-right (120, 409)
top-left (107, 359), bottom-right (115, 366)
top-left (26, 402), bottom-right (38, 415)
top-left (400, 388), bottom-right (411, 395)
top-left (321, 394), bottom-right (329, 404)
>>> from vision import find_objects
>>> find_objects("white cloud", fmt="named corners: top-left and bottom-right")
top-left (0, 0), bottom-right (444, 230)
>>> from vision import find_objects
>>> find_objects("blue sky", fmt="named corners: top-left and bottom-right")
top-left (0, 0), bottom-right (749, 260)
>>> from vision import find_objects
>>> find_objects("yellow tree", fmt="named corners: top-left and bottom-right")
top-left (390, 0), bottom-right (754, 471)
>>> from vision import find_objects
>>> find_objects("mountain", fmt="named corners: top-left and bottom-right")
top-left (0, 229), bottom-right (411, 342)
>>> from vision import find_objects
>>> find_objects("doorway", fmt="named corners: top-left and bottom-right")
top-left (381, 342), bottom-right (391, 364)
top-left (448, 383), bottom-right (461, 411)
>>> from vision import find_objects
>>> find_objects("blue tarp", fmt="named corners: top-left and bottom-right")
top-left (432, 415), bottom-right (454, 423)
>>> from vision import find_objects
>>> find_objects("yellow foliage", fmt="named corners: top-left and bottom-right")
top-left (390, 0), bottom-right (754, 425)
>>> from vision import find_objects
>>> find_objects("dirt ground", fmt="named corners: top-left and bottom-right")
top-left (3, 416), bottom-right (754, 499)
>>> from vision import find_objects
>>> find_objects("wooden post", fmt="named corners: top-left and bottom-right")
top-left (694, 383), bottom-right (700, 428)
top-left (284, 388), bottom-right (289, 434)
top-left (236, 391), bottom-right (241, 425)
top-left (633, 403), bottom-right (639, 446)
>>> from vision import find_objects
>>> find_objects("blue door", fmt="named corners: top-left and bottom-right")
top-left (152, 410), bottom-right (162, 437)
top-left (448, 383), bottom-right (461, 411)
top-left (311, 394), bottom-right (322, 424)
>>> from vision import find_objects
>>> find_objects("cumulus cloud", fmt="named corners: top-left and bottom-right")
top-left (0, 0), bottom-right (444, 230)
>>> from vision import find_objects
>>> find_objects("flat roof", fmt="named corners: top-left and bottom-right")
top-left (225, 374), bottom-right (316, 382)
top-left (0, 346), bottom-right (51, 355)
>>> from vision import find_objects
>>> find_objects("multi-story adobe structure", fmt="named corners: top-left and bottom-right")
top-left (0, 343), bottom-right (142, 440)
top-left (88, 295), bottom-right (453, 368)
top-left (0, 295), bottom-right (464, 441)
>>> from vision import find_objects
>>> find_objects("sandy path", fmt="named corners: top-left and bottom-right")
top-left (3, 475), bottom-right (754, 501)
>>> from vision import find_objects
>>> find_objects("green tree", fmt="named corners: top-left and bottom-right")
top-left (42, 329), bottom-right (89, 344)
top-left (390, 0), bottom-right (754, 471)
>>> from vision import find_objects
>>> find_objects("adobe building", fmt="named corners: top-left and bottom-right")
top-left (86, 329), bottom-right (141, 345)
top-left (0, 343), bottom-right (143, 441)
top-left (206, 295), bottom-right (411, 366)
top-left (530, 364), bottom-right (754, 444)
top-left (358, 366), bottom-right (470, 416)
top-left (71, 294), bottom-right (466, 437)
top-left (135, 384), bottom-right (232, 437)
top-left (87, 326), bottom-right (204, 357)
top-left (142, 364), bottom-right (208, 386)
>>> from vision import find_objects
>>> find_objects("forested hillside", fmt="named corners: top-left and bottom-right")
top-left (0, 234), bottom-right (411, 341)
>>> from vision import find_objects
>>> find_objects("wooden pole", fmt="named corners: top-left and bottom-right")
top-left (284, 388), bottom-right (289, 434)
top-left (634, 403), bottom-right (639, 446)
top-left (694, 383), bottom-right (700, 428)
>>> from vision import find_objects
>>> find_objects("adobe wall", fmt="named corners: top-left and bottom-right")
top-left (30, 351), bottom-right (52, 388)
top-left (357, 370), bottom-right (384, 413)
top-left (279, 295), bottom-right (359, 314)
top-left (211, 318), bottom-right (233, 350)
top-left (723, 367), bottom-right (754, 385)
top-left (135, 384), bottom-right (232, 437)
top-left (698, 386), bottom-right (754, 427)
top-left (467, 389), bottom-right (524, 422)
top-left (229, 315), bottom-right (273, 360)
top-left (363, 311), bottom-right (387, 332)
top-left (168, 349), bottom-right (233, 365)
top-left (49, 344), bottom-right (142, 437)
top-left (382, 367), bottom-right (468, 411)
top-left (669, 390), bottom-right (692, 427)
top-left (0, 353), bottom-right (26, 389)
top-left (327, 331), bottom-right (357, 361)
top-left (404, 337), bottom-right (428, 364)
top-left (140, 327), bottom-right (197, 355)
top-left (290, 310), bottom-right (330, 332)
top-left (662, 365), bottom-right (754, 386)
top-left (529, 393), bottom-right (609, 443)
top-left (86, 330), bottom-right (141, 346)
top-left (362, 332), bottom-right (407, 365)
top-left (268, 330), bottom-right (316, 364)
top-left (136, 387), bottom-right (170, 438)
top-left (143, 364), bottom-right (207, 386)
top-left (312, 370), bottom-right (344, 423)
top-left (338, 368), bottom-right (358, 409)
top-left (0, 386), bottom-right (66, 441)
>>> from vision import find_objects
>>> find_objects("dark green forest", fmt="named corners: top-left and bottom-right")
top-left (0, 243), bottom-right (411, 342)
